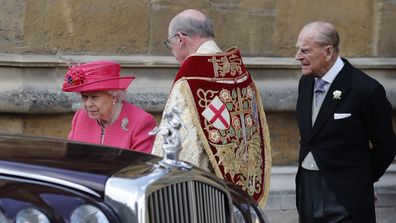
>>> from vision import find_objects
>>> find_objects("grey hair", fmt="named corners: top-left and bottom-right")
top-left (169, 16), bottom-right (214, 38)
top-left (304, 21), bottom-right (340, 53)
top-left (107, 90), bottom-right (126, 102)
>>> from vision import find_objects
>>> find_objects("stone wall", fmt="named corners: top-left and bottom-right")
top-left (0, 0), bottom-right (395, 165)
top-left (0, 54), bottom-right (395, 165)
top-left (1, 0), bottom-right (395, 56)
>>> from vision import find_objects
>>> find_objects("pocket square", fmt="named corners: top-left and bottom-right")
top-left (334, 113), bottom-right (351, 120)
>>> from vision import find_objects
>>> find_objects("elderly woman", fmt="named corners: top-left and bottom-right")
top-left (62, 60), bottom-right (156, 153)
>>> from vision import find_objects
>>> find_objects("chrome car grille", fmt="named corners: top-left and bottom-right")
top-left (148, 180), bottom-right (230, 223)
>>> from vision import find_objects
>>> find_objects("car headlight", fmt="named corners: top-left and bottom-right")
top-left (250, 205), bottom-right (261, 223)
top-left (70, 204), bottom-right (109, 223)
top-left (16, 207), bottom-right (50, 223)
top-left (250, 205), bottom-right (270, 223)
top-left (0, 210), bottom-right (7, 223)
top-left (233, 205), bottom-right (247, 223)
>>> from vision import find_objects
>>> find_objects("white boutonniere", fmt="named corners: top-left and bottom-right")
top-left (333, 90), bottom-right (342, 100)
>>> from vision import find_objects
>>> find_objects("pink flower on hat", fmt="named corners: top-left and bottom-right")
top-left (61, 61), bottom-right (135, 92)
top-left (63, 64), bottom-right (86, 89)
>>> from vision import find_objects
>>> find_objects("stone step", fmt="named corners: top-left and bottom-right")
top-left (264, 164), bottom-right (396, 223)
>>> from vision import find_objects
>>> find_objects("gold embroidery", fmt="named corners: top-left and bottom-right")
top-left (198, 84), bottom-right (263, 197)
top-left (197, 89), bottom-right (219, 108)
top-left (208, 54), bottom-right (242, 78)
top-left (171, 47), bottom-right (272, 208)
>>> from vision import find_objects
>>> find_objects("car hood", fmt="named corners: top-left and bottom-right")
top-left (0, 134), bottom-right (160, 197)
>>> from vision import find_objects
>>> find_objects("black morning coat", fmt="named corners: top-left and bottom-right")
top-left (296, 58), bottom-right (396, 223)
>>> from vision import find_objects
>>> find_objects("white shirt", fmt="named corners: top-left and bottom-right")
top-left (302, 56), bottom-right (344, 171)
top-left (195, 40), bottom-right (222, 54)
top-left (318, 56), bottom-right (344, 89)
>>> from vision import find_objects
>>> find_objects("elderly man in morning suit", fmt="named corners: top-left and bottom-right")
top-left (295, 21), bottom-right (396, 223)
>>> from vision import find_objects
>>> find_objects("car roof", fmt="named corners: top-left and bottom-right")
top-left (0, 133), bottom-right (159, 197)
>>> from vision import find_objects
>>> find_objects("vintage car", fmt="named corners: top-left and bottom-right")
top-left (0, 108), bottom-right (268, 223)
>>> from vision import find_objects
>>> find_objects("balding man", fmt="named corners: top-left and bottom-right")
top-left (295, 21), bottom-right (396, 223)
top-left (163, 9), bottom-right (222, 62)
top-left (152, 9), bottom-right (272, 208)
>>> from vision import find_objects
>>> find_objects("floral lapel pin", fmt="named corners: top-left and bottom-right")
top-left (333, 90), bottom-right (342, 100)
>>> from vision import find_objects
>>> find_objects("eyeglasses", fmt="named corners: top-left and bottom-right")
top-left (163, 33), bottom-right (187, 49)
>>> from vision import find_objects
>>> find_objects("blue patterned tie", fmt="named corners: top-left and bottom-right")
top-left (314, 78), bottom-right (327, 107)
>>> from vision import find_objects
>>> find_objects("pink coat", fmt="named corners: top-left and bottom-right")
top-left (68, 101), bottom-right (156, 153)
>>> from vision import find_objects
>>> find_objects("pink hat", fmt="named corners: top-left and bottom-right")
top-left (62, 61), bottom-right (135, 92)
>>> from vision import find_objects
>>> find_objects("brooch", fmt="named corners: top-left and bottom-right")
top-left (121, 118), bottom-right (129, 131)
